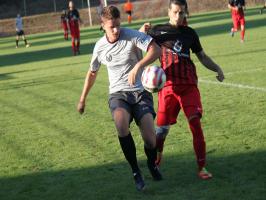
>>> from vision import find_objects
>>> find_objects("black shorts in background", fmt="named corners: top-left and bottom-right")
top-left (16, 30), bottom-right (24, 36)
top-left (125, 11), bottom-right (132, 16)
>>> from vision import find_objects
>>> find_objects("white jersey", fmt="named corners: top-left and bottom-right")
top-left (16, 17), bottom-right (23, 31)
top-left (90, 28), bottom-right (153, 94)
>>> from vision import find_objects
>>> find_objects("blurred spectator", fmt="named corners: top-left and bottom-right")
top-left (61, 10), bottom-right (69, 40)
top-left (124, 0), bottom-right (133, 24)
top-left (67, 1), bottom-right (82, 55)
top-left (15, 14), bottom-right (30, 48)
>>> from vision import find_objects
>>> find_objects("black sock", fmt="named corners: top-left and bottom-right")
top-left (144, 145), bottom-right (157, 166)
top-left (118, 133), bottom-right (140, 174)
top-left (16, 40), bottom-right (18, 46)
top-left (24, 39), bottom-right (28, 45)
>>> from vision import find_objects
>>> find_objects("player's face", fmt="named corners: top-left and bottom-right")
top-left (102, 18), bottom-right (121, 43)
top-left (168, 3), bottom-right (186, 26)
top-left (69, 1), bottom-right (74, 10)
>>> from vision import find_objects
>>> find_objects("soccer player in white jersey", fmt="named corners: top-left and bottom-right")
top-left (77, 5), bottom-right (162, 191)
top-left (15, 14), bottom-right (30, 48)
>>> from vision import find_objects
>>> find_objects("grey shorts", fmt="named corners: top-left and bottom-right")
top-left (108, 90), bottom-right (156, 125)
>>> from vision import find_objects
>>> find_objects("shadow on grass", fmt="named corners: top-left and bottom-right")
top-left (0, 151), bottom-right (265, 200)
top-left (0, 42), bottom-right (95, 68)
top-left (0, 60), bottom-right (87, 82)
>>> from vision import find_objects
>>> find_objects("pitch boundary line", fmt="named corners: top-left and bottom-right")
top-left (199, 79), bottom-right (266, 93)
top-left (200, 67), bottom-right (265, 79)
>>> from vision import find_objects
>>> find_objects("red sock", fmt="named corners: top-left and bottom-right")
top-left (72, 40), bottom-right (76, 52)
top-left (189, 117), bottom-right (206, 170)
top-left (241, 29), bottom-right (245, 40)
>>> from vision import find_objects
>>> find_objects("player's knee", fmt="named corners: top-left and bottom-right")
top-left (144, 139), bottom-right (155, 149)
top-left (156, 125), bottom-right (170, 139)
top-left (188, 115), bottom-right (201, 129)
top-left (116, 126), bottom-right (129, 137)
top-left (188, 113), bottom-right (201, 122)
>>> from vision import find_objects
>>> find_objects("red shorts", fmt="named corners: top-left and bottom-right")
top-left (232, 12), bottom-right (245, 30)
top-left (70, 28), bottom-right (80, 39)
top-left (156, 85), bottom-right (203, 126)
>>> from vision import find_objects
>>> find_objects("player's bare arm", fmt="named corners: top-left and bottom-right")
top-left (196, 50), bottom-right (225, 82)
top-left (128, 41), bottom-right (161, 85)
top-left (228, 4), bottom-right (237, 11)
top-left (77, 70), bottom-right (98, 114)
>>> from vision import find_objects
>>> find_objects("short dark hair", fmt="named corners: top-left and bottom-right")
top-left (101, 5), bottom-right (120, 19)
top-left (168, 0), bottom-right (187, 8)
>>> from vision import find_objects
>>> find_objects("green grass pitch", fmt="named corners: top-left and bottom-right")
top-left (0, 7), bottom-right (265, 200)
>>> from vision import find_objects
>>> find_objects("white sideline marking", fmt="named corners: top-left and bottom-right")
top-left (201, 67), bottom-right (265, 79)
top-left (199, 79), bottom-right (266, 93)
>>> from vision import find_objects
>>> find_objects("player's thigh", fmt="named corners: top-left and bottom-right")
top-left (179, 85), bottom-right (203, 120)
top-left (109, 96), bottom-right (132, 136)
top-left (240, 17), bottom-right (245, 28)
top-left (132, 90), bottom-right (156, 125)
top-left (157, 87), bottom-right (180, 126)
top-left (233, 18), bottom-right (239, 30)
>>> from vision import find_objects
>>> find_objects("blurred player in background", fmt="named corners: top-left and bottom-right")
top-left (259, 0), bottom-right (266, 14)
top-left (124, 0), bottom-right (133, 24)
top-left (139, 0), bottom-right (224, 180)
top-left (67, 1), bottom-right (81, 55)
top-left (182, 0), bottom-right (189, 26)
top-left (15, 14), bottom-right (30, 48)
top-left (61, 10), bottom-right (69, 40)
top-left (228, 0), bottom-right (246, 42)
top-left (77, 5), bottom-right (162, 191)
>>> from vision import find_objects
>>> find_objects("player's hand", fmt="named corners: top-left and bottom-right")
top-left (128, 65), bottom-right (140, 86)
top-left (139, 22), bottom-right (151, 33)
top-left (216, 69), bottom-right (225, 82)
top-left (77, 101), bottom-right (85, 114)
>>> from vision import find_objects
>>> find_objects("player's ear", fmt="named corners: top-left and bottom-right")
top-left (100, 22), bottom-right (104, 31)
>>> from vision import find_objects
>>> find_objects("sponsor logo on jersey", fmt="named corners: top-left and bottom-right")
top-left (106, 54), bottom-right (112, 62)
top-left (173, 40), bottom-right (182, 53)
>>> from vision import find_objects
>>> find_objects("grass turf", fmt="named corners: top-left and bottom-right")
top-left (0, 7), bottom-right (265, 200)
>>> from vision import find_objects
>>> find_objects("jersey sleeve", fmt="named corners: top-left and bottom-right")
top-left (190, 29), bottom-right (203, 54)
top-left (129, 29), bottom-right (153, 52)
top-left (147, 24), bottom-right (174, 46)
top-left (90, 43), bottom-right (101, 72)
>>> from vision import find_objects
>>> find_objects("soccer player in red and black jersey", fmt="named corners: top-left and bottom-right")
top-left (67, 1), bottom-right (81, 55)
top-left (228, 0), bottom-right (246, 42)
top-left (139, 0), bottom-right (224, 180)
top-left (61, 10), bottom-right (69, 40)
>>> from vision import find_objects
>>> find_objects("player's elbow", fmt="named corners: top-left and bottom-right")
top-left (89, 70), bottom-right (97, 77)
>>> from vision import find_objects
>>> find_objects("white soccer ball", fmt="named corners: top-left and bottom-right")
top-left (141, 65), bottom-right (166, 93)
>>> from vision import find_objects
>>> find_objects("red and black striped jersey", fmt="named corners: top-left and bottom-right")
top-left (61, 13), bottom-right (67, 23)
top-left (229, 0), bottom-right (245, 14)
top-left (67, 9), bottom-right (80, 29)
top-left (148, 23), bottom-right (202, 86)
